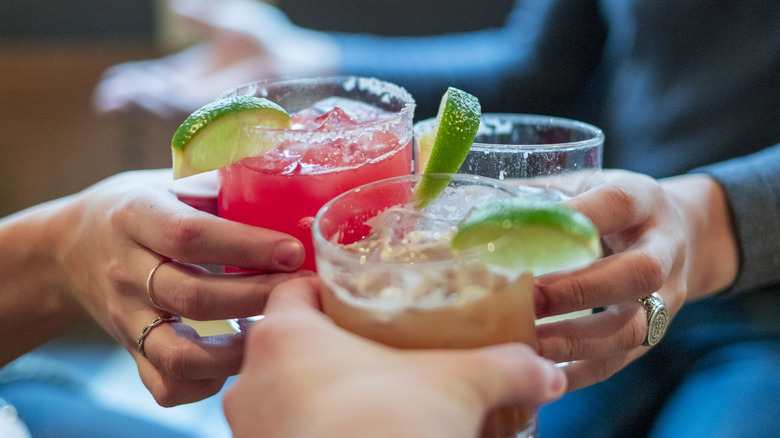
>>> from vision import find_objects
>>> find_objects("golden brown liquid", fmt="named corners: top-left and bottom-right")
top-left (321, 271), bottom-right (537, 438)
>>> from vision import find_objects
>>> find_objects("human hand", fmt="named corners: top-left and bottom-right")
top-left (223, 278), bottom-right (566, 438)
top-left (54, 169), bottom-right (313, 406)
top-left (532, 170), bottom-right (738, 391)
top-left (93, 0), bottom-right (339, 116)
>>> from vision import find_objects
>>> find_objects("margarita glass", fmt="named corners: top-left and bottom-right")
top-left (313, 173), bottom-right (539, 438)
top-left (218, 76), bottom-right (415, 271)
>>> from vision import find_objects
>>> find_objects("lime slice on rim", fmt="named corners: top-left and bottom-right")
top-left (452, 198), bottom-right (602, 274)
top-left (171, 96), bottom-right (291, 179)
top-left (413, 87), bottom-right (481, 207)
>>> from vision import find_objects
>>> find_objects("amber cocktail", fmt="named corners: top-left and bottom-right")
top-left (313, 173), bottom-right (538, 438)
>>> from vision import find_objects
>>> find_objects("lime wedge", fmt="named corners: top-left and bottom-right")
top-left (452, 199), bottom-right (601, 274)
top-left (413, 87), bottom-right (481, 207)
top-left (171, 96), bottom-right (291, 179)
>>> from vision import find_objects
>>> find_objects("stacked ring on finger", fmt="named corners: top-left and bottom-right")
top-left (137, 315), bottom-right (180, 359)
top-left (146, 258), bottom-right (171, 310)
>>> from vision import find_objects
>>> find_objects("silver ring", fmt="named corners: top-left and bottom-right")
top-left (146, 258), bottom-right (170, 310)
top-left (137, 315), bottom-right (180, 359)
top-left (638, 292), bottom-right (669, 346)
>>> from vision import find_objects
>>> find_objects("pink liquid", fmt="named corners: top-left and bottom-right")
top-left (218, 104), bottom-right (413, 271)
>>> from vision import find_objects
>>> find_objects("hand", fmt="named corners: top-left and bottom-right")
top-left (93, 0), bottom-right (339, 116)
top-left (223, 278), bottom-right (566, 438)
top-left (54, 169), bottom-right (313, 406)
top-left (532, 170), bottom-right (738, 391)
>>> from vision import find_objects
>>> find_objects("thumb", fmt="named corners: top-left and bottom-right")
top-left (465, 344), bottom-right (567, 408)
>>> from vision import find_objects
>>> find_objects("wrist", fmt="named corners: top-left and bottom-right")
top-left (0, 197), bottom-right (88, 363)
top-left (660, 174), bottom-right (739, 300)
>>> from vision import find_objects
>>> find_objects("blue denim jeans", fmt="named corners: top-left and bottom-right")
top-left (540, 286), bottom-right (780, 438)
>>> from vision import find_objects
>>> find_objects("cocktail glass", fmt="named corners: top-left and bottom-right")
top-left (416, 113), bottom-right (603, 323)
top-left (218, 76), bottom-right (415, 271)
top-left (313, 173), bottom-right (540, 438)
top-left (416, 113), bottom-right (603, 193)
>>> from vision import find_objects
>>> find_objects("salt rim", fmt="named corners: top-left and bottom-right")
top-left (219, 76), bottom-right (415, 144)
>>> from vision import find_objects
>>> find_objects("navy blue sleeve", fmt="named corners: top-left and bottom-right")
top-left (332, 0), bottom-right (606, 117)
top-left (694, 144), bottom-right (780, 294)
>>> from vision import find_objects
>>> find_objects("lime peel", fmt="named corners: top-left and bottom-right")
top-left (452, 199), bottom-right (602, 274)
top-left (171, 96), bottom-right (291, 179)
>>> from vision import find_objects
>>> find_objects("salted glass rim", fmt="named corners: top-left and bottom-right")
top-left (311, 173), bottom-right (522, 269)
top-left (216, 75), bottom-right (416, 139)
top-left (414, 113), bottom-right (604, 152)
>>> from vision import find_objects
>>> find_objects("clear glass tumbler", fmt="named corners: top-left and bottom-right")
top-left (415, 113), bottom-right (603, 195)
top-left (313, 173), bottom-right (539, 438)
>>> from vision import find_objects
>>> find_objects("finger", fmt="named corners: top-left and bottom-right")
top-left (262, 277), bottom-right (324, 316)
top-left (171, 170), bottom-right (218, 215)
top-left (136, 356), bottom-right (231, 407)
top-left (117, 187), bottom-right (306, 271)
top-left (135, 316), bottom-right (245, 381)
top-left (564, 172), bottom-right (662, 237)
top-left (451, 344), bottom-right (567, 407)
top-left (534, 242), bottom-right (671, 317)
top-left (146, 259), bottom-right (315, 320)
top-left (535, 301), bottom-right (647, 364)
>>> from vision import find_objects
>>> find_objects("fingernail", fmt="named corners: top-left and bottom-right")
top-left (276, 241), bottom-right (304, 268)
top-left (545, 359), bottom-right (567, 394)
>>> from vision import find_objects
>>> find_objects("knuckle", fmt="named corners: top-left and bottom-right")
top-left (167, 277), bottom-right (209, 318)
top-left (158, 343), bottom-right (190, 380)
top-left (628, 310), bottom-right (650, 347)
top-left (590, 360), bottom-right (618, 385)
top-left (105, 257), bottom-right (133, 292)
top-left (566, 276), bottom-right (595, 309)
top-left (630, 250), bottom-right (666, 293)
top-left (152, 390), bottom-right (181, 408)
top-left (538, 332), bottom-right (584, 363)
top-left (603, 183), bottom-right (641, 219)
top-left (160, 213), bottom-right (204, 254)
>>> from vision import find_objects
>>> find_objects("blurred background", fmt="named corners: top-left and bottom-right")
top-left (1, 0), bottom-right (160, 218)
top-left (0, 0), bottom-right (513, 219)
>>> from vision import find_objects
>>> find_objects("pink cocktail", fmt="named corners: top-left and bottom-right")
top-left (217, 77), bottom-right (415, 271)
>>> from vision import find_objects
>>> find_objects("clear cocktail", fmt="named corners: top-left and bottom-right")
top-left (313, 173), bottom-right (540, 438)
top-left (218, 76), bottom-right (415, 271)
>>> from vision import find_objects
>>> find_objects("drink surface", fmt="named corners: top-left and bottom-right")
top-left (219, 97), bottom-right (413, 271)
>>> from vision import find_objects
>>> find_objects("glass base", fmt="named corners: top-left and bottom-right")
top-left (481, 408), bottom-right (538, 438)
top-left (510, 411), bottom-right (538, 438)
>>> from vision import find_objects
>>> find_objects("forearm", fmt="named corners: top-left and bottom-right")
top-left (332, 0), bottom-right (606, 116)
top-left (0, 197), bottom-right (88, 365)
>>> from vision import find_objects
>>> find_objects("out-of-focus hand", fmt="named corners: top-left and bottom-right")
top-left (223, 278), bottom-right (566, 438)
top-left (93, 0), bottom-right (340, 117)
top-left (54, 169), bottom-right (313, 406)
top-left (532, 170), bottom-right (738, 391)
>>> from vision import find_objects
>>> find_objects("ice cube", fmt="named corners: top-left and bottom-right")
top-left (309, 97), bottom-right (390, 124)
top-left (314, 107), bottom-right (358, 129)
